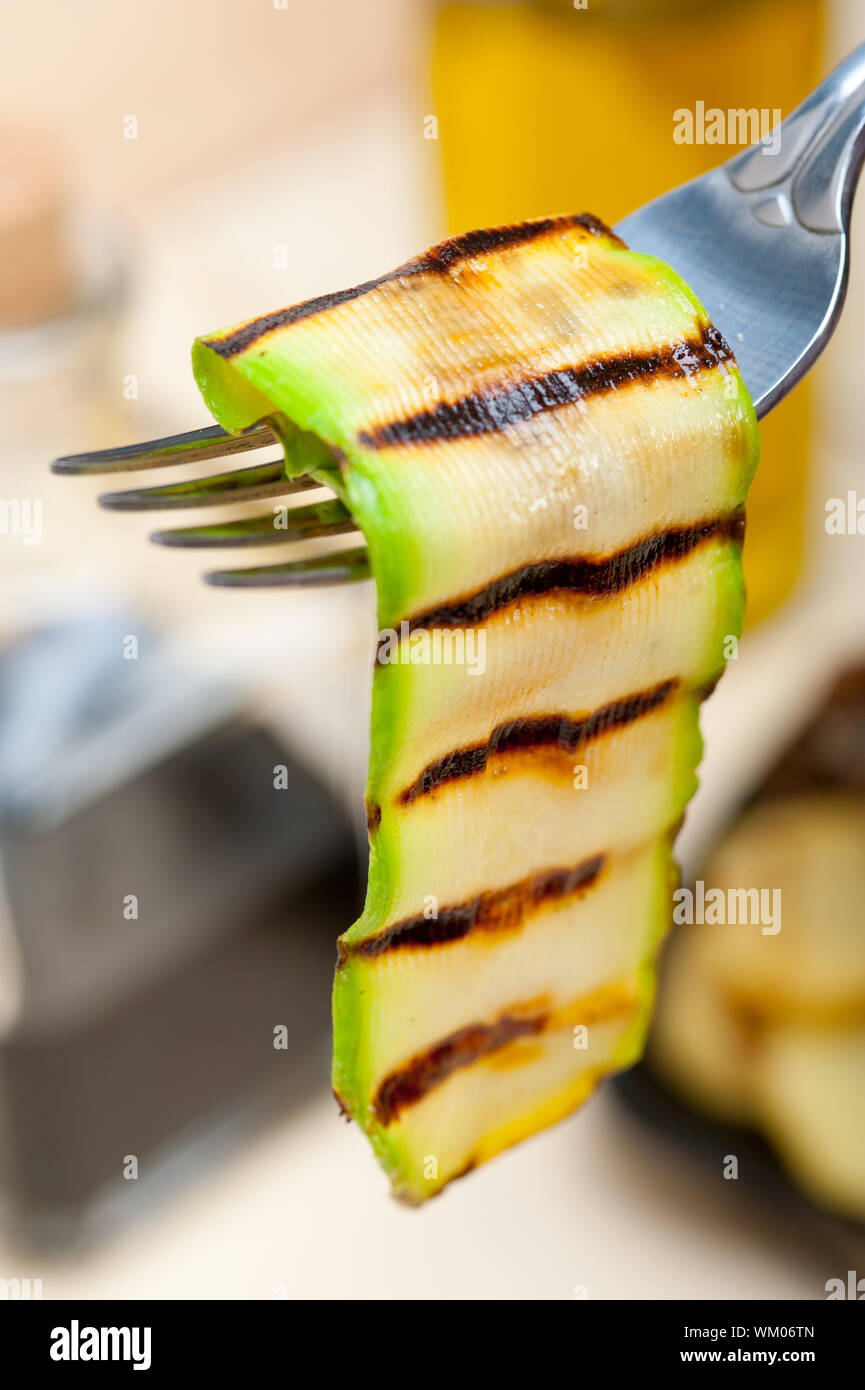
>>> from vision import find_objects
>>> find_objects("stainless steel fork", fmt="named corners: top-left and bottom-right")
top-left (52, 41), bottom-right (865, 588)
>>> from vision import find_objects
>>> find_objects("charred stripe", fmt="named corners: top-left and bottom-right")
top-left (372, 1011), bottom-right (547, 1126)
top-left (405, 513), bottom-right (745, 631)
top-left (419, 214), bottom-right (624, 271)
top-left (359, 324), bottom-right (734, 449)
top-left (398, 679), bottom-right (677, 805)
top-left (372, 979), bottom-right (639, 1125)
top-left (344, 853), bottom-right (605, 960)
top-left (202, 215), bottom-right (617, 359)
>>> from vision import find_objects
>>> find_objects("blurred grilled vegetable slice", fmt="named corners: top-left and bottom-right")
top-left (192, 214), bottom-right (760, 1202)
top-left (652, 789), bottom-right (865, 1221)
top-left (757, 1023), bottom-right (865, 1224)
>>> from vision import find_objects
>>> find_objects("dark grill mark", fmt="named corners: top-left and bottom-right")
top-left (405, 513), bottom-right (746, 632)
top-left (344, 853), bottom-right (605, 960)
top-left (201, 215), bottom-right (617, 359)
top-left (359, 323), bottom-right (734, 449)
top-left (419, 214), bottom-right (623, 270)
top-left (398, 679), bottom-right (677, 805)
top-left (372, 1010), bottom-right (548, 1126)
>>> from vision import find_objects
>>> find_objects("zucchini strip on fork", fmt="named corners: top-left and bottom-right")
top-left (192, 214), bottom-right (760, 1202)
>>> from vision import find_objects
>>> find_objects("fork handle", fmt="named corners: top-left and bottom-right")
top-left (727, 40), bottom-right (865, 235)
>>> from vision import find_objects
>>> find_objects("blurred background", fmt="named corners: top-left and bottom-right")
top-left (0, 0), bottom-right (864, 1299)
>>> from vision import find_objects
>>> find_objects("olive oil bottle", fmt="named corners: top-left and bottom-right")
top-left (433, 0), bottom-right (825, 623)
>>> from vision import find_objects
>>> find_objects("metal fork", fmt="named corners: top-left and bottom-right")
top-left (52, 42), bottom-right (865, 589)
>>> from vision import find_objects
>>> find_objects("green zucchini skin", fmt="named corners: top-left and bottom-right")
top-left (192, 214), bottom-right (760, 1202)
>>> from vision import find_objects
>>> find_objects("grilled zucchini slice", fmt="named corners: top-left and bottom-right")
top-left (192, 215), bottom-right (760, 1202)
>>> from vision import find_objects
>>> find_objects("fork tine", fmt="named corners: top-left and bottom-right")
top-left (52, 421), bottom-right (275, 475)
top-left (205, 546), bottom-right (371, 587)
top-left (99, 459), bottom-right (319, 511)
top-left (151, 498), bottom-right (356, 548)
